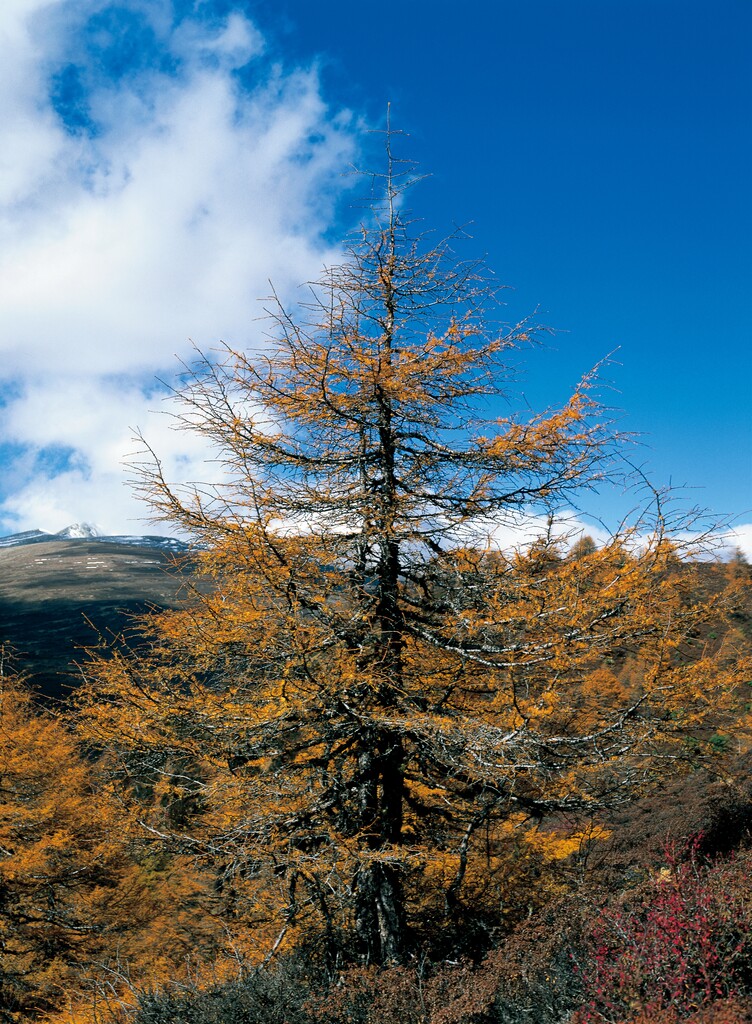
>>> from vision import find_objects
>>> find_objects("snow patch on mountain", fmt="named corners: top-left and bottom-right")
top-left (56, 522), bottom-right (103, 539)
top-left (0, 529), bottom-right (51, 548)
top-left (0, 524), bottom-right (190, 552)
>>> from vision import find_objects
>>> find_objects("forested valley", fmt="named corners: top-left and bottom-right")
top-left (2, 151), bottom-right (751, 1024)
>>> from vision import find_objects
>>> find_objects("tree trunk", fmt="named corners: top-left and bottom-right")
top-left (353, 729), bottom-right (406, 962)
top-left (354, 859), bottom-right (405, 963)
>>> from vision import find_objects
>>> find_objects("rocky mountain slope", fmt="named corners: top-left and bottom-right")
top-left (0, 530), bottom-right (195, 699)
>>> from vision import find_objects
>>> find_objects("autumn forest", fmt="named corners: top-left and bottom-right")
top-left (2, 151), bottom-right (752, 1024)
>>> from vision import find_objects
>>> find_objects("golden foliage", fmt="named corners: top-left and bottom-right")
top-left (0, 664), bottom-right (248, 1021)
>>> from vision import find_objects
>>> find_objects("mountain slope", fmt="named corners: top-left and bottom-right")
top-left (0, 539), bottom-right (195, 699)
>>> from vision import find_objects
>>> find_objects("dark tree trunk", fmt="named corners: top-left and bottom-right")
top-left (352, 728), bottom-right (406, 962)
top-left (354, 859), bottom-right (405, 963)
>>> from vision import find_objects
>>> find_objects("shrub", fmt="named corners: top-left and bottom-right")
top-left (133, 955), bottom-right (501, 1024)
top-left (573, 838), bottom-right (752, 1023)
top-left (134, 955), bottom-right (316, 1024)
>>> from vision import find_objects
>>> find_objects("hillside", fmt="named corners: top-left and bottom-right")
top-left (0, 538), bottom-right (194, 698)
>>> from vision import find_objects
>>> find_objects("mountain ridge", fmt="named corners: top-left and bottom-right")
top-left (0, 522), bottom-right (189, 552)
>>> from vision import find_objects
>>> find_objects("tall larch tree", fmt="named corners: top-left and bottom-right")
top-left (77, 137), bottom-right (746, 967)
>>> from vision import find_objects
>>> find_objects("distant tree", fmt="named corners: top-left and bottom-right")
top-left (77, 138), bottom-right (746, 967)
top-left (568, 534), bottom-right (598, 560)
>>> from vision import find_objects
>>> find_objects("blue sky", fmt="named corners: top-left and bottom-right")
top-left (0, 1), bottom-right (750, 550)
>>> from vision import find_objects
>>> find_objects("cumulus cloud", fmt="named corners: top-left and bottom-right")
top-left (0, 378), bottom-right (226, 534)
top-left (0, 0), bottom-right (356, 534)
top-left (720, 523), bottom-right (752, 561)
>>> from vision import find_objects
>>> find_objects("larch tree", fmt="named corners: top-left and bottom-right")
top-left (0, 652), bottom-right (235, 1022)
top-left (0, 660), bottom-right (145, 1020)
top-left (76, 140), bottom-right (746, 967)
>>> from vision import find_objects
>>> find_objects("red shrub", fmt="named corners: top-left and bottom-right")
top-left (573, 838), bottom-right (752, 1023)
top-left (627, 996), bottom-right (752, 1023)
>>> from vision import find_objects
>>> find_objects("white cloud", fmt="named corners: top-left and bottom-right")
top-left (720, 523), bottom-right (752, 562)
top-left (0, 373), bottom-right (225, 533)
top-left (459, 509), bottom-right (752, 562)
top-left (0, 4), bottom-right (69, 210)
top-left (172, 10), bottom-right (265, 67)
top-left (0, 1), bottom-right (357, 535)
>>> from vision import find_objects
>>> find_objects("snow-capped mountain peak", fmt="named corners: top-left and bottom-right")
top-left (55, 522), bottom-right (103, 539)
